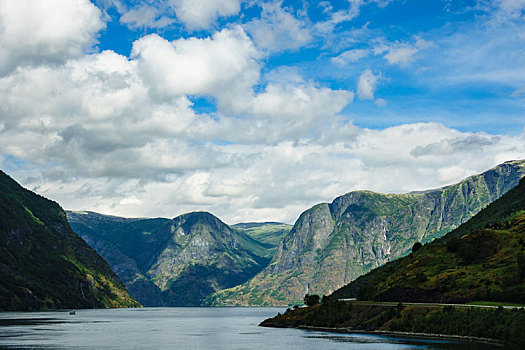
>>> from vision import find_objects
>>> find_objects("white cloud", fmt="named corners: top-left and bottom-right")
top-left (120, 4), bottom-right (175, 29)
top-left (357, 69), bottom-right (381, 100)
top-left (131, 26), bottom-right (260, 112)
top-left (331, 48), bottom-right (370, 65)
top-left (0, 25), bottom-right (360, 223)
top-left (0, 0), bottom-right (105, 76)
top-left (384, 46), bottom-right (419, 65)
top-left (168, 0), bottom-right (242, 30)
top-left (314, 0), bottom-right (395, 34)
top-left (231, 83), bottom-right (353, 143)
top-left (480, 0), bottom-right (525, 21)
top-left (381, 37), bottom-right (434, 66)
top-left (374, 98), bottom-right (387, 107)
top-left (8, 122), bottom-right (524, 224)
top-left (498, 0), bottom-right (525, 16)
top-left (120, 195), bottom-right (143, 205)
top-left (245, 1), bottom-right (312, 52)
top-left (413, 15), bottom-right (525, 90)
top-left (0, 0), bottom-right (524, 226)
top-left (113, 0), bottom-right (242, 31)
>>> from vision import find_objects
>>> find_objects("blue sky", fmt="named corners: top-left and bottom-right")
top-left (0, 0), bottom-right (524, 223)
top-left (94, 0), bottom-right (524, 134)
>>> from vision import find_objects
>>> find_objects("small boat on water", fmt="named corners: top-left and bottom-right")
top-left (69, 310), bottom-right (76, 315)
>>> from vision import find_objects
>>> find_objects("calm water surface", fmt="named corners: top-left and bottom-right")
top-left (0, 307), bottom-right (496, 349)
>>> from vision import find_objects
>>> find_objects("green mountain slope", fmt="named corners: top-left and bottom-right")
top-left (331, 175), bottom-right (525, 304)
top-left (209, 160), bottom-right (525, 306)
top-left (232, 222), bottom-right (291, 261)
top-left (66, 211), bottom-right (170, 306)
top-left (67, 211), bottom-right (285, 306)
top-left (0, 171), bottom-right (140, 311)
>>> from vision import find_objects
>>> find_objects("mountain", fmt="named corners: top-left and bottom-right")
top-left (65, 211), bottom-right (170, 306)
top-left (260, 175), bottom-right (525, 349)
top-left (232, 222), bottom-right (292, 261)
top-left (67, 211), bottom-right (290, 306)
top-left (0, 171), bottom-right (139, 311)
top-left (331, 175), bottom-right (525, 303)
top-left (209, 160), bottom-right (525, 306)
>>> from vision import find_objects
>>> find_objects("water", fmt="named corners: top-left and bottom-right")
top-left (0, 307), bottom-right (495, 349)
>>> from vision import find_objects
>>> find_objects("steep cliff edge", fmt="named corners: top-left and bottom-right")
top-left (210, 160), bottom-right (525, 305)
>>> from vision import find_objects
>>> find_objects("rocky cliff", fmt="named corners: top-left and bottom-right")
top-left (209, 160), bottom-right (525, 305)
top-left (67, 211), bottom-right (289, 306)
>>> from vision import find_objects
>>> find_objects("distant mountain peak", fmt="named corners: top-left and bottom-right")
top-left (67, 210), bottom-right (289, 306)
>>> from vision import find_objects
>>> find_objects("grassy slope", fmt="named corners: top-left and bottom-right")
top-left (232, 222), bottom-right (291, 261)
top-left (0, 171), bottom-right (140, 310)
top-left (331, 177), bottom-right (525, 304)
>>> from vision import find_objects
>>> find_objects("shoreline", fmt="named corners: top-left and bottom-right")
top-left (294, 325), bottom-right (504, 346)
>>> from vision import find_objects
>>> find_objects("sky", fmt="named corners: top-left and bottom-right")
top-left (0, 0), bottom-right (524, 224)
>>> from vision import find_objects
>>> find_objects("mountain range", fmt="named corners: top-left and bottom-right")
top-left (0, 171), bottom-right (139, 311)
top-left (260, 174), bottom-right (525, 349)
top-left (67, 211), bottom-right (291, 306)
top-left (3, 159), bottom-right (524, 310)
top-left (209, 160), bottom-right (525, 305)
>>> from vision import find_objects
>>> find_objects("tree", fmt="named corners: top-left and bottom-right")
top-left (518, 252), bottom-right (525, 281)
top-left (412, 242), bottom-right (423, 253)
top-left (304, 294), bottom-right (320, 306)
top-left (446, 237), bottom-right (460, 252)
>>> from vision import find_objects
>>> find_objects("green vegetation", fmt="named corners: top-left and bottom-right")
top-left (213, 160), bottom-right (525, 306)
top-left (68, 211), bottom-right (284, 306)
top-left (67, 211), bottom-right (170, 259)
top-left (231, 222), bottom-right (291, 261)
top-left (262, 301), bottom-right (525, 349)
top-left (304, 294), bottom-right (320, 306)
top-left (0, 171), bottom-right (140, 311)
top-left (331, 176), bottom-right (525, 304)
top-left (261, 166), bottom-right (525, 348)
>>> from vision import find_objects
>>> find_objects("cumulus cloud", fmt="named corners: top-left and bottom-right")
top-left (120, 195), bottom-right (143, 205)
top-left (131, 26), bottom-right (260, 112)
top-left (357, 69), bottom-right (381, 100)
top-left (0, 0), bottom-right (105, 76)
top-left (0, 23), bottom-right (360, 223)
top-left (120, 4), bottom-right (175, 29)
top-left (245, 1), bottom-right (312, 52)
top-left (411, 135), bottom-right (500, 157)
top-left (8, 121), bottom-right (525, 224)
top-left (1, 0), bottom-right (524, 226)
top-left (374, 98), bottom-right (387, 107)
top-left (168, 0), bottom-right (242, 30)
top-left (112, 0), bottom-right (242, 31)
top-left (231, 83), bottom-right (353, 143)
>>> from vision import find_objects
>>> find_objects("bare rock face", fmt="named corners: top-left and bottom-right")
top-left (141, 212), bottom-right (261, 305)
top-left (210, 160), bottom-right (525, 306)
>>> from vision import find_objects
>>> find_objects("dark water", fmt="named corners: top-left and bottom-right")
top-left (0, 307), bottom-right (497, 349)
